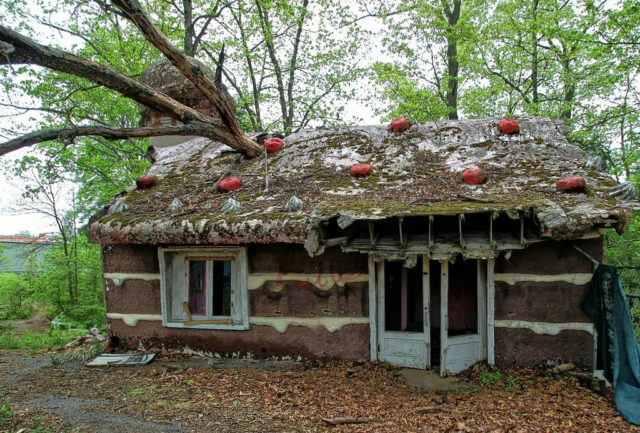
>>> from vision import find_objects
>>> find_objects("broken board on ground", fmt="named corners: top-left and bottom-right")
top-left (86, 353), bottom-right (155, 367)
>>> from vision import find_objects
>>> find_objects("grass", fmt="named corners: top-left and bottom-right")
top-left (479, 370), bottom-right (520, 389)
top-left (0, 328), bottom-right (88, 351)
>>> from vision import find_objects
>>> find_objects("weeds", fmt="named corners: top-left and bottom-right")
top-left (0, 328), bottom-right (87, 351)
top-left (0, 402), bottom-right (13, 427)
top-left (479, 371), bottom-right (520, 389)
top-left (50, 341), bottom-right (104, 365)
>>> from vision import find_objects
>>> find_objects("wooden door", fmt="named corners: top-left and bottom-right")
top-left (440, 260), bottom-right (487, 375)
top-left (377, 257), bottom-right (431, 369)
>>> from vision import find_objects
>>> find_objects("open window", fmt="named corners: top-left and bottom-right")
top-left (159, 247), bottom-right (249, 330)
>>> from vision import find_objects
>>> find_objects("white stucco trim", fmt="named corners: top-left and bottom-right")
top-left (249, 316), bottom-right (369, 334)
top-left (104, 273), bottom-right (161, 286)
top-left (106, 313), bottom-right (163, 326)
top-left (494, 319), bottom-right (594, 335)
top-left (494, 273), bottom-right (593, 286)
top-left (248, 273), bottom-right (368, 291)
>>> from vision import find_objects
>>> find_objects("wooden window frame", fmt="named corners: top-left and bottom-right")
top-left (158, 246), bottom-right (249, 330)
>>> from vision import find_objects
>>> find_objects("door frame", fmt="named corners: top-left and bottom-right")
top-left (440, 259), bottom-right (488, 375)
top-left (370, 256), bottom-right (431, 369)
top-left (368, 255), bottom-right (495, 371)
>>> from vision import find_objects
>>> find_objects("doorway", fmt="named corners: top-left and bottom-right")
top-left (373, 256), bottom-right (487, 373)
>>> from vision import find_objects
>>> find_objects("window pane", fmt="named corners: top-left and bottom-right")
top-left (384, 260), bottom-right (423, 332)
top-left (212, 260), bottom-right (232, 316)
top-left (188, 260), bottom-right (206, 315)
top-left (448, 259), bottom-right (478, 336)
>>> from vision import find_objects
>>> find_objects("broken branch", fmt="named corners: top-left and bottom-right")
top-left (0, 124), bottom-right (224, 156)
top-left (321, 417), bottom-right (377, 426)
top-left (111, 0), bottom-right (260, 156)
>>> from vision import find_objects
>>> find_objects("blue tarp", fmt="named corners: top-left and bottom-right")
top-left (582, 265), bottom-right (640, 425)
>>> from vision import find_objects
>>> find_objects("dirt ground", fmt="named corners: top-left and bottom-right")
top-left (9, 312), bottom-right (50, 336)
top-left (0, 349), bottom-right (638, 433)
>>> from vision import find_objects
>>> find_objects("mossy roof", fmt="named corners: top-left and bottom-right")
top-left (88, 117), bottom-right (637, 246)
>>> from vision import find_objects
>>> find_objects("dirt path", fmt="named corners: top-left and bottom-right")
top-left (1, 349), bottom-right (638, 433)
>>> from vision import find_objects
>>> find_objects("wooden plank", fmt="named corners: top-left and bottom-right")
top-left (477, 260), bottom-right (487, 359)
top-left (376, 260), bottom-right (385, 360)
top-left (186, 256), bottom-right (234, 261)
top-left (369, 221), bottom-right (375, 246)
top-left (440, 260), bottom-right (448, 376)
top-left (458, 214), bottom-right (465, 249)
top-left (368, 255), bottom-right (377, 361)
top-left (428, 215), bottom-right (434, 248)
top-left (182, 302), bottom-right (193, 321)
top-left (401, 266), bottom-right (408, 330)
top-left (184, 318), bottom-right (233, 325)
top-left (487, 258), bottom-right (495, 365)
top-left (519, 211), bottom-right (525, 244)
top-left (423, 256), bottom-right (431, 369)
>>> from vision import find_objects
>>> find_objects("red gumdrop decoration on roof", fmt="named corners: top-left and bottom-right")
top-left (499, 118), bottom-right (519, 134)
top-left (556, 176), bottom-right (586, 193)
top-left (136, 175), bottom-right (156, 190)
top-left (390, 117), bottom-right (410, 133)
top-left (218, 177), bottom-right (242, 192)
top-left (462, 167), bottom-right (486, 185)
top-left (350, 164), bottom-right (373, 178)
top-left (264, 137), bottom-right (283, 153)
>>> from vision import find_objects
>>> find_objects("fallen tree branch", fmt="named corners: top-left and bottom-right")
top-left (321, 417), bottom-right (377, 426)
top-left (112, 0), bottom-right (260, 156)
top-left (0, 24), bottom-right (261, 157)
top-left (0, 26), bottom-right (214, 126)
top-left (0, 123), bottom-right (224, 156)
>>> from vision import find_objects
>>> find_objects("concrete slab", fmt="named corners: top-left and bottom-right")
top-left (400, 368), bottom-right (469, 392)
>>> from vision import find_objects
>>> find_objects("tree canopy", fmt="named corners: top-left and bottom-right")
top-left (0, 0), bottom-right (639, 220)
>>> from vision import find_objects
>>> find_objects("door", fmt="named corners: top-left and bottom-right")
top-left (440, 259), bottom-right (487, 375)
top-left (377, 257), bottom-right (430, 369)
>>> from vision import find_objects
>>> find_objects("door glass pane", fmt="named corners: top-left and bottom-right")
top-left (385, 260), bottom-right (423, 332)
top-left (212, 260), bottom-right (232, 316)
top-left (448, 259), bottom-right (478, 336)
top-left (188, 260), bottom-right (206, 315)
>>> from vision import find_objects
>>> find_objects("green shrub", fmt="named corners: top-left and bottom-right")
top-left (66, 305), bottom-right (106, 329)
top-left (0, 273), bottom-right (32, 319)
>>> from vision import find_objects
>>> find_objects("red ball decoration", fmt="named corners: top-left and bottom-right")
top-left (264, 137), bottom-right (283, 153)
top-left (136, 175), bottom-right (156, 190)
top-left (499, 118), bottom-right (519, 134)
top-left (350, 164), bottom-right (373, 178)
top-left (390, 117), bottom-right (410, 133)
top-left (218, 177), bottom-right (242, 192)
top-left (462, 167), bottom-right (486, 185)
top-left (556, 176), bottom-right (586, 193)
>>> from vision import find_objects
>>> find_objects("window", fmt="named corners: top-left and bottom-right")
top-left (159, 247), bottom-right (248, 330)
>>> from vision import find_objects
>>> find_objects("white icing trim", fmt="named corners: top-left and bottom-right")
top-left (248, 273), bottom-right (368, 291)
top-left (106, 312), bottom-right (369, 333)
top-left (494, 273), bottom-right (592, 286)
top-left (249, 316), bottom-right (369, 333)
top-left (104, 273), bottom-right (161, 286)
top-left (494, 319), bottom-right (594, 335)
top-left (107, 313), bottom-right (163, 326)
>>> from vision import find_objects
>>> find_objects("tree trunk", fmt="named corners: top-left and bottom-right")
top-left (444, 0), bottom-right (461, 120)
top-left (183, 0), bottom-right (195, 56)
top-left (561, 56), bottom-right (575, 120)
top-left (531, 0), bottom-right (539, 113)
